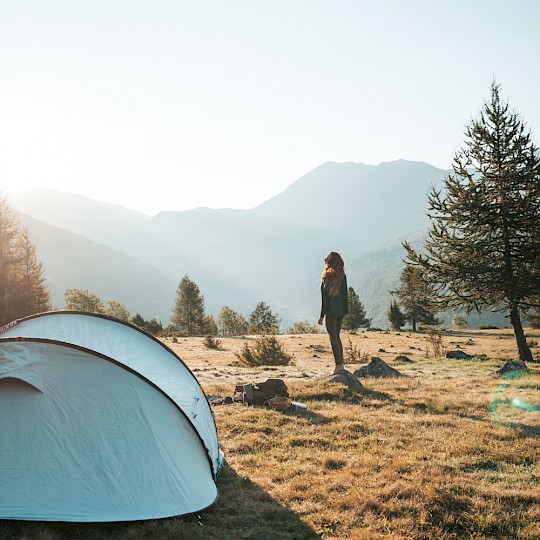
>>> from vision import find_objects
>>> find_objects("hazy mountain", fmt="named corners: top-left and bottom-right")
top-left (8, 189), bottom-right (151, 249)
top-left (14, 211), bottom-right (177, 321)
top-left (254, 159), bottom-right (446, 252)
top-left (11, 160), bottom-right (508, 329)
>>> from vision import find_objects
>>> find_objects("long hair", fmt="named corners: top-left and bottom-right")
top-left (321, 251), bottom-right (345, 297)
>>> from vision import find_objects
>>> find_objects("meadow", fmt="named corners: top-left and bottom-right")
top-left (2, 329), bottom-right (539, 539)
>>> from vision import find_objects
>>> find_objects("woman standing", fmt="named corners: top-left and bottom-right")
top-left (318, 252), bottom-right (349, 375)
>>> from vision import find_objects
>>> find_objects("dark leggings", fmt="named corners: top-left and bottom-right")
top-left (325, 315), bottom-right (344, 366)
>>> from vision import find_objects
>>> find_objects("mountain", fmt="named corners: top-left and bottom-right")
top-left (8, 189), bottom-right (151, 249)
top-left (254, 160), bottom-right (445, 252)
top-left (14, 211), bottom-right (177, 321)
top-left (10, 160), bottom-right (492, 329)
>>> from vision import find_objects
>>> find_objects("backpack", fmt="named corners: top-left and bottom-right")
top-left (234, 378), bottom-right (289, 406)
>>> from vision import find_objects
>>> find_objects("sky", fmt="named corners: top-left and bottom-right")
top-left (1, 0), bottom-right (540, 215)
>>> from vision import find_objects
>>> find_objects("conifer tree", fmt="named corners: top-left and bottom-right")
top-left (387, 300), bottom-right (406, 331)
top-left (392, 264), bottom-right (440, 331)
top-left (342, 287), bottom-right (371, 331)
top-left (404, 82), bottom-right (540, 362)
top-left (0, 195), bottom-right (51, 325)
top-left (171, 275), bottom-right (206, 336)
top-left (15, 228), bottom-right (51, 317)
top-left (248, 301), bottom-right (280, 334)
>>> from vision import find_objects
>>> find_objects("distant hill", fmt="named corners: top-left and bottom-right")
top-left (9, 159), bottom-right (510, 329)
top-left (8, 189), bottom-right (151, 249)
top-left (14, 211), bottom-right (177, 320)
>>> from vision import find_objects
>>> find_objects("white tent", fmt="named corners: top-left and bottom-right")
top-left (0, 312), bottom-right (223, 522)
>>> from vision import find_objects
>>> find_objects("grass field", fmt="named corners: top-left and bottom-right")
top-left (2, 329), bottom-right (539, 539)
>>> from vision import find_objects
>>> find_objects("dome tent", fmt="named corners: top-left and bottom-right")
top-left (0, 312), bottom-right (222, 522)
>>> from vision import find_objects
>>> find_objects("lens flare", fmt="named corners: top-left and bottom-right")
top-left (489, 369), bottom-right (540, 433)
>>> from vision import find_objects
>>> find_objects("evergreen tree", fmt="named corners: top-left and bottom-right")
top-left (248, 301), bottom-right (281, 334)
top-left (171, 275), bottom-right (206, 336)
top-left (342, 287), bottom-right (371, 331)
top-left (218, 305), bottom-right (248, 336)
top-left (131, 313), bottom-right (146, 330)
top-left (202, 314), bottom-right (218, 336)
top-left (404, 82), bottom-right (540, 362)
top-left (387, 300), bottom-right (406, 331)
top-left (392, 264), bottom-right (440, 331)
top-left (0, 196), bottom-right (50, 325)
top-left (15, 228), bottom-right (51, 317)
top-left (130, 313), bottom-right (163, 335)
top-left (64, 288), bottom-right (104, 313)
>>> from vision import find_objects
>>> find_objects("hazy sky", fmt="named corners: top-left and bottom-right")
top-left (1, 1), bottom-right (539, 215)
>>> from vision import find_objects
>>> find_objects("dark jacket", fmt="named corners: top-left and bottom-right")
top-left (320, 275), bottom-right (349, 318)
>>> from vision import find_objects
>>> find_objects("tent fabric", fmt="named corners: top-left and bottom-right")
top-left (0, 311), bottom-right (222, 476)
top-left (0, 313), bottom-right (223, 522)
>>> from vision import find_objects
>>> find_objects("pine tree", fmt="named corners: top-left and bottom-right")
top-left (387, 300), bottom-right (406, 331)
top-left (342, 287), bottom-right (371, 331)
top-left (392, 264), bottom-right (440, 331)
top-left (15, 228), bottom-right (51, 317)
top-left (404, 82), bottom-right (540, 362)
top-left (248, 301), bottom-right (280, 334)
top-left (171, 275), bottom-right (206, 336)
top-left (0, 196), bottom-right (51, 325)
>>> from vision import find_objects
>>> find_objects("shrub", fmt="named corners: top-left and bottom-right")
top-left (203, 335), bottom-right (222, 349)
top-left (235, 334), bottom-right (293, 366)
top-left (287, 320), bottom-right (320, 334)
top-left (345, 336), bottom-right (370, 363)
top-left (424, 329), bottom-right (447, 358)
top-left (478, 324), bottom-right (499, 330)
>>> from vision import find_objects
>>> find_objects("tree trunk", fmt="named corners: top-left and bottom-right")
top-left (509, 304), bottom-right (532, 363)
top-left (412, 314), bottom-right (417, 332)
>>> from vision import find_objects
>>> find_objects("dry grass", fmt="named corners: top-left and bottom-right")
top-left (2, 329), bottom-right (540, 539)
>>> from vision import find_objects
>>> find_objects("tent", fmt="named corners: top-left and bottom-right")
top-left (0, 312), bottom-right (223, 522)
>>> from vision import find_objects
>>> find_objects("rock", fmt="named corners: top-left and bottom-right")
top-left (394, 355), bottom-right (413, 363)
top-left (354, 357), bottom-right (403, 378)
top-left (496, 360), bottom-right (529, 376)
top-left (324, 369), bottom-right (364, 391)
top-left (446, 350), bottom-right (473, 359)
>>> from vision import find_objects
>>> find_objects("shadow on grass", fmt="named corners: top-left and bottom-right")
top-left (292, 383), bottom-right (394, 406)
top-left (0, 462), bottom-right (320, 540)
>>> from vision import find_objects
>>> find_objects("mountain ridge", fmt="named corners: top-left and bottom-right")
top-left (8, 159), bottom-right (505, 328)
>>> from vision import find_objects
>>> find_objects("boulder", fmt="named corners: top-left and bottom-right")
top-left (394, 355), bottom-right (413, 363)
top-left (324, 369), bottom-right (364, 391)
top-left (496, 360), bottom-right (529, 376)
top-left (353, 357), bottom-right (403, 378)
top-left (446, 350), bottom-right (473, 359)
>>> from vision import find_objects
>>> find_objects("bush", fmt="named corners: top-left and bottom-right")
top-left (235, 334), bottom-right (293, 367)
top-left (424, 329), bottom-right (447, 358)
top-left (345, 336), bottom-right (370, 363)
top-left (287, 320), bottom-right (320, 334)
top-left (203, 335), bottom-right (222, 349)
top-left (478, 324), bottom-right (499, 330)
